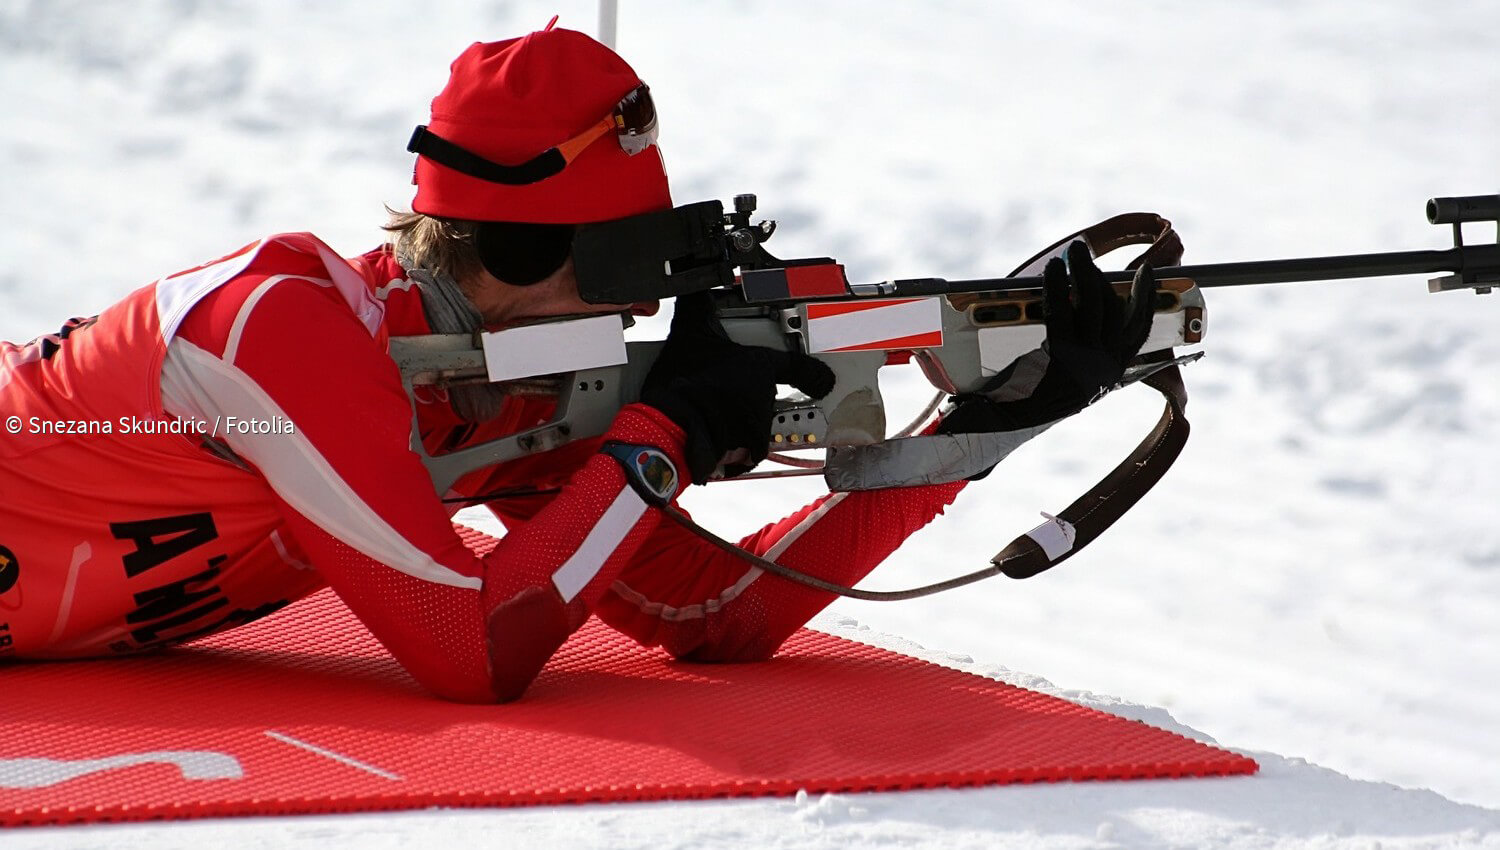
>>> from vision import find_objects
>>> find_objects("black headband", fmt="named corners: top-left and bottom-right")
top-left (408, 126), bottom-right (567, 186)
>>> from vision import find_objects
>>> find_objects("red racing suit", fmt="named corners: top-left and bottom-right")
top-left (0, 233), bottom-right (964, 701)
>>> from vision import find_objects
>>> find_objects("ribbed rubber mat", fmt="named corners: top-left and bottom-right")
top-left (0, 525), bottom-right (1256, 825)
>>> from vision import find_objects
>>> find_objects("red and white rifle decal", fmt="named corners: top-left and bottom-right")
top-left (804, 297), bottom-right (944, 353)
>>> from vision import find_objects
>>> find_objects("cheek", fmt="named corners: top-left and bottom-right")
top-left (529, 268), bottom-right (580, 305)
top-left (551, 264), bottom-right (589, 307)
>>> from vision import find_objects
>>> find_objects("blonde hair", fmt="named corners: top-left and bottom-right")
top-left (382, 208), bottom-right (483, 283)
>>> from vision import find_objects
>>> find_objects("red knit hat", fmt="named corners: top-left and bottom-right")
top-left (410, 28), bottom-right (672, 224)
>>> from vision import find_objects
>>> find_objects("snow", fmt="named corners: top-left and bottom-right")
top-left (3, 0), bottom-right (1499, 846)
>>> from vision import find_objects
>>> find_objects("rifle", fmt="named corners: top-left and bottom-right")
top-left (389, 193), bottom-right (1498, 597)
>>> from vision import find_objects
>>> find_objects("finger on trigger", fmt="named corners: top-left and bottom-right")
top-left (780, 351), bottom-right (836, 398)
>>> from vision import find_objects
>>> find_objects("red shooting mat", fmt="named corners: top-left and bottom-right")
top-left (1, 526), bottom-right (1256, 826)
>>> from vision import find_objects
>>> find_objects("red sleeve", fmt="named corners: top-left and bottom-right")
top-left (595, 480), bottom-right (966, 662)
top-left (168, 267), bottom-right (689, 701)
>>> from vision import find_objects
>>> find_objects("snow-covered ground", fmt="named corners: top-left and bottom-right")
top-left (3, 0), bottom-right (1499, 846)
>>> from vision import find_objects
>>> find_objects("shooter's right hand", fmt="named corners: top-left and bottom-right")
top-left (641, 292), bottom-right (836, 484)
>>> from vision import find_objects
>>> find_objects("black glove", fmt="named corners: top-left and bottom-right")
top-left (939, 240), bottom-right (1155, 435)
top-left (641, 291), bottom-right (837, 483)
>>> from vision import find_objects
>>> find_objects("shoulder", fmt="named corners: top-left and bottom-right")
top-left (172, 234), bottom-right (392, 358)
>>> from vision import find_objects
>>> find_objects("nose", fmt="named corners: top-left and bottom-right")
top-left (629, 300), bottom-right (660, 318)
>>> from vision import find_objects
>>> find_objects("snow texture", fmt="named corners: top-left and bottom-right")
top-left (2, 0), bottom-right (1499, 846)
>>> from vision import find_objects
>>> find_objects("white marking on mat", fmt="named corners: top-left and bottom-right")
top-left (264, 730), bottom-right (402, 781)
top-left (0, 751), bottom-right (243, 788)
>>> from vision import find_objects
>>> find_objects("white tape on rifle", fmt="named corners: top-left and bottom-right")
top-left (805, 297), bottom-right (943, 353)
top-left (1025, 512), bottom-right (1077, 561)
top-left (481, 315), bottom-right (627, 382)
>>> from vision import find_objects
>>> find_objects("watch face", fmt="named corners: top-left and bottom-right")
top-left (636, 452), bottom-right (678, 497)
top-left (633, 448), bottom-right (677, 501)
top-left (603, 442), bottom-right (680, 504)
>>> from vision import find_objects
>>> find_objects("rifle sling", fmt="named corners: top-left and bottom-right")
top-left (990, 212), bottom-right (1191, 579)
top-left (991, 359), bottom-right (1189, 579)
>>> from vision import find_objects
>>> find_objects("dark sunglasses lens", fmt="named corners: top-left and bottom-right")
top-left (475, 222), bottom-right (575, 286)
top-left (616, 85), bottom-right (657, 154)
top-left (617, 85), bottom-right (655, 132)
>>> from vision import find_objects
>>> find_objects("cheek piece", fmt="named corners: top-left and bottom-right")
top-left (475, 221), bottom-right (577, 286)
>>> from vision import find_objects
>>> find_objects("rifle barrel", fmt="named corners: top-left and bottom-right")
top-left (879, 243), bottom-right (1500, 296)
top-left (1139, 247), bottom-right (1468, 288)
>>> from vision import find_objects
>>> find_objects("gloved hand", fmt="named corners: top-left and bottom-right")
top-left (641, 291), bottom-right (837, 483)
top-left (939, 240), bottom-right (1155, 435)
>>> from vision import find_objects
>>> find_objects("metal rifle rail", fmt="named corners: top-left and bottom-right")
top-left (863, 245), bottom-right (1500, 297)
top-left (856, 193), bottom-right (1500, 298)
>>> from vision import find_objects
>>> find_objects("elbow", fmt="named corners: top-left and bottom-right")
top-left (484, 585), bottom-right (575, 703)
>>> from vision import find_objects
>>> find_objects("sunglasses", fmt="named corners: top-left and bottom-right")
top-left (408, 83), bottom-right (659, 187)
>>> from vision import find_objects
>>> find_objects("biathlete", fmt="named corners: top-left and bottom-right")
top-left (0, 27), bottom-right (1151, 701)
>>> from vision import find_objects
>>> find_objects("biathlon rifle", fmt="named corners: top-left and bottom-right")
top-left (390, 192), bottom-right (1498, 595)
